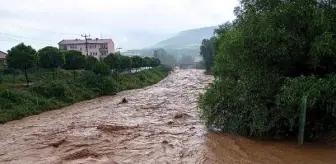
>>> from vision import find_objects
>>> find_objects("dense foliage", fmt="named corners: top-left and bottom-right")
top-left (200, 0), bottom-right (336, 141)
top-left (200, 39), bottom-right (214, 73)
top-left (92, 61), bottom-right (110, 76)
top-left (85, 56), bottom-right (99, 70)
top-left (63, 50), bottom-right (86, 70)
top-left (103, 53), bottom-right (160, 72)
top-left (6, 43), bottom-right (37, 85)
top-left (38, 46), bottom-right (65, 79)
top-left (62, 50), bottom-right (86, 79)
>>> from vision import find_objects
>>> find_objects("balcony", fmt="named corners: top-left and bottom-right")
top-left (99, 47), bottom-right (108, 52)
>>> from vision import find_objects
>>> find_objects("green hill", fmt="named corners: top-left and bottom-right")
top-left (150, 26), bottom-right (216, 49)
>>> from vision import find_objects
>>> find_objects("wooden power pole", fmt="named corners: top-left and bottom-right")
top-left (81, 34), bottom-right (90, 55)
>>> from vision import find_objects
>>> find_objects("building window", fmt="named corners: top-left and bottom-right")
top-left (70, 45), bottom-right (77, 49)
top-left (89, 45), bottom-right (97, 49)
top-left (90, 52), bottom-right (98, 56)
top-left (100, 44), bottom-right (107, 49)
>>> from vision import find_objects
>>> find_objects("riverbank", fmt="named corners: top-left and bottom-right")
top-left (0, 66), bottom-right (171, 123)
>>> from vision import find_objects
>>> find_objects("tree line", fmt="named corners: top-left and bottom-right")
top-left (200, 0), bottom-right (336, 141)
top-left (5, 43), bottom-right (161, 85)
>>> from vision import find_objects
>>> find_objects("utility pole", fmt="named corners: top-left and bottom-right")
top-left (81, 34), bottom-right (90, 56)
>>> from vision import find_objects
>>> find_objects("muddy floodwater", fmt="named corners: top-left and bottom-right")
top-left (0, 69), bottom-right (335, 164)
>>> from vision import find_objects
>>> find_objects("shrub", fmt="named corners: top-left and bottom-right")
top-left (92, 62), bottom-right (110, 76)
top-left (30, 80), bottom-right (75, 102)
top-left (276, 75), bottom-right (336, 140)
top-left (80, 73), bottom-right (118, 95)
top-left (85, 56), bottom-right (98, 70)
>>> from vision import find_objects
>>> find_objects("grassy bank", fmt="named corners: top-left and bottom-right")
top-left (0, 66), bottom-right (171, 123)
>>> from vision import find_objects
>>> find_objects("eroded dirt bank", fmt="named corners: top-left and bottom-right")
top-left (0, 69), bottom-right (335, 164)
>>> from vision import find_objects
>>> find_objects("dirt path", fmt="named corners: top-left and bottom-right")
top-left (0, 69), bottom-right (335, 164)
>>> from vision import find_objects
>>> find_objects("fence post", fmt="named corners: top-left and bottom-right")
top-left (298, 95), bottom-right (307, 145)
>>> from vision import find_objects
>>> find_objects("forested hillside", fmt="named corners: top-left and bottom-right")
top-left (151, 26), bottom-right (216, 49)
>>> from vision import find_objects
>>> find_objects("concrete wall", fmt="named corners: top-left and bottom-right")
top-left (107, 40), bottom-right (115, 54)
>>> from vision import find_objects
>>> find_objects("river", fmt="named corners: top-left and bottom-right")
top-left (0, 69), bottom-right (335, 164)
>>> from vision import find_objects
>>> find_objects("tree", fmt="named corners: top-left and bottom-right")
top-left (38, 46), bottom-right (65, 79)
top-left (200, 0), bottom-right (336, 141)
top-left (200, 39), bottom-right (214, 73)
top-left (142, 57), bottom-right (151, 69)
top-left (63, 50), bottom-right (86, 80)
top-left (119, 55), bottom-right (132, 72)
top-left (6, 43), bottom-right (37, 86)
top-left (92, 61), bottom-right (110, 76)
top-left (150, 57), bottom-right (161, 67)
top-left (85, 56), bottom-right (98, 70)
top-left (131, 56), bottom-right (143, 71)
top-left (103, 53), bottom-right (120, 72)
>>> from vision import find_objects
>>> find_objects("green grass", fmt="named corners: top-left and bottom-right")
top-left (0, 66), bottom-right (171, 123)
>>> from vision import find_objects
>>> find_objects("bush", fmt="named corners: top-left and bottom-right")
top-left (276, 75), bottom-right (336, 140)
top-left (92, 62), bottom-right (110, 76)
top-left (30, 80), bottom-right (75, 102)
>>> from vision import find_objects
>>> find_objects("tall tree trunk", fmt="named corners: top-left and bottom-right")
top-left (52, 68), bottom-right (55, 80)
top-left (24, 68), bottom-right (29, 87)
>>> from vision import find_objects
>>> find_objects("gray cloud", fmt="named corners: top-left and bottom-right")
top-left (0, 0), bottom-right (238, 51)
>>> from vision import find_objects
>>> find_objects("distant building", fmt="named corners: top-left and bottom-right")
top-left (121, 49), bottom-right (142, 56)
top-left (0, 51), bottom-right (7, 66)
top-left (58, 38), bottom-right (115, 59)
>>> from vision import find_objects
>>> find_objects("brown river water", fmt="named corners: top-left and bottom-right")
top-left (0, 69), bottom-right (335, 164)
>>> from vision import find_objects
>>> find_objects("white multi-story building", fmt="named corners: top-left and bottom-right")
top-left (58, 38), bottom-right (115, 59)
top-left (121, 49), bottom-right (142, 56)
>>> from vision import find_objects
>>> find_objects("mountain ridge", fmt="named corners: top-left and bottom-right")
top-left (149, 26), bottom-right (217, 49)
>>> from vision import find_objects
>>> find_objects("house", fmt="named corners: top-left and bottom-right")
top-left (0, 51), bottom-right (7, 66)
top-left (58, 38), bottom-right (115, 59)
top-left (121, 49), bottom-right (142, 56)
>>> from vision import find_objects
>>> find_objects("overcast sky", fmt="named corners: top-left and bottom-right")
top-left (0, 0), bottom-right (238, 52)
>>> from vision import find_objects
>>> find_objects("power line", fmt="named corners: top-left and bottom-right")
top-left (0, 23), bottom-right (81, 36)
top-left (0, 32), bottom-right (53, 42)
top-left (0, 33), bottom-right (52, 45)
